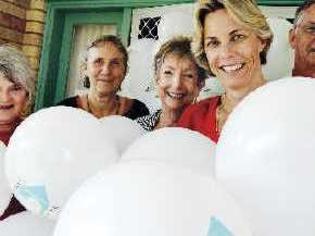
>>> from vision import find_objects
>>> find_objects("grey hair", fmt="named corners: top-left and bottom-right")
top-left (0, 45), bottom-right (36, 115)
top-left (293, 0), bottom-right (315, 26)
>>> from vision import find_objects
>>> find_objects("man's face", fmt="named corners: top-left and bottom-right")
top-left (289, 4), bottom-right (315, 76)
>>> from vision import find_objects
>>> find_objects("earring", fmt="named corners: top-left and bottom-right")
top-left (83, 76), bottom-right (90, 88)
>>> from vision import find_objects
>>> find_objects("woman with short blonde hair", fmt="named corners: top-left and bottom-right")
top-left (178, 0), bottom-right (273, 142)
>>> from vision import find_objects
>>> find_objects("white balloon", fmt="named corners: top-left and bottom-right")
top-left (54, 162), bottom-right (253, 236)
top-left (5, 106), bottom-right (119, 219)
top-left (263, 18), bottom-right (294, 81)
top-left (122, 39), bottom-right (156, 98)
top-left (0, 141), bottom-right (11, 216)
top-left (0, 211), bottom-right (55, 236)
top-left (216, 77), bottom-right (315, 236)
top-left (159, 10), bottom-right (194, 42)
top-left (122, 127), bottom-right (216, 176)
top-left (99, 115), bottom-right (146, 155)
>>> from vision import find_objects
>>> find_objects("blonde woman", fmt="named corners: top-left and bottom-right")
top-left (178, 0), bottom-right (273, 143)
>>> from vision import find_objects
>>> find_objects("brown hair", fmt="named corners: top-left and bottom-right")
top-left (154, 36), bottom-right (208, 86)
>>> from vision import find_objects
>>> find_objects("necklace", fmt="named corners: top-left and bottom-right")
top-left (215, 93), bottom-right (231, 134)
top-left (86, 94), bottom-right (120, 117)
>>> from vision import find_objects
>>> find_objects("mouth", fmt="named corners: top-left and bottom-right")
top-left (220, 63), bottom-right (245, 73)
top-left (0, 104), bottom-right (14, 110)
top-left (166, 91), bottom-right (186, 100)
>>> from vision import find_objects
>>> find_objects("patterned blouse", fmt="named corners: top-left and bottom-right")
top-left (136, 109), bottom-right (162, 131)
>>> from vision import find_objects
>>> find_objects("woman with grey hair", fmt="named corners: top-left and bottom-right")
top-left (178, 0), bottom-right (273, 143)
top-left (0, 45), bottom-right (35, 220)
top-left (0, 45), bottom-right (35, 145)
top-left (137, 36), bottom-right (207, 131)
top-left (58, 35), bottom-right (149, 120)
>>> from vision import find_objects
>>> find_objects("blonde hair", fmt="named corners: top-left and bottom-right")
top-left (0, 45), bottom-right (35, 116)
top-left (194, 0), bottom-right (273, 74)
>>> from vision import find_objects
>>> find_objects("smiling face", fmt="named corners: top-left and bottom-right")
top-left (0, 72), bottom-right (28, 127)
top-left (157, 53), bottom-right (201, 111)
top-left (289, 4), bottom-right (315, 77)
top-left (203, 9), bottom-right (265, 91)
top-left (86, 42), bottom-right (126, 96)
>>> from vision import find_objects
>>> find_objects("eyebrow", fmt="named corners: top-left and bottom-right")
top-left (204, 28), bottom-right (243, 39)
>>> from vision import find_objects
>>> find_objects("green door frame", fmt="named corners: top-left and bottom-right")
top-left (36, 0), bottom-right (303, 110)
top-left (55, 11), bottom-right (123, 103)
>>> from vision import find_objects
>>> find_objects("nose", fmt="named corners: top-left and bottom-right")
top-left (218, 42), bottom-right (234, 59)
top-left (100, 62), bottom-right (111, 75)
top-left (171, 72), bottom-right (184, 89)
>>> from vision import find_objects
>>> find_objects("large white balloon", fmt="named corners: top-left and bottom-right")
top-left (0, 211), bottom-right (55, 236)
top-left (54, 162), bottom-right (253, 236)
top-left (5, 107), bottom-right (119, 219)
top-left (99, 115), bottom-right (146, 155)
top-left (216, 77), bottom-right (315, 236)
top-left (0, 141), bottom-right (11, 216)
top-left (122, 127), bottom-right (216, 176)
top-left (263, 18), bottom-right (294, 81)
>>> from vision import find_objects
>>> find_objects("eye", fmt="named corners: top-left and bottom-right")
top-left (231, 34), bottom-right (246, 42)
top-left (93, 58), bottom-right (103, 66)
top-left (304, 25), bottom-right (315, 34)
top-left (110, 59), bottom-right (122, 66)
top-left (12, 84), bottom-right (23, 91)
top-left (163, 70), bottom-right (173, 76)
top-left (183, 73), bottom-right (195, 79)
top-left (205, 39), bottom-right (220, 49)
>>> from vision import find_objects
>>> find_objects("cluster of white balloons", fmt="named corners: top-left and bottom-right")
top-left (1, 102), bottom-right (249, 235)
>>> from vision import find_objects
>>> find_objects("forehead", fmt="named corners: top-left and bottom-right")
top-left (299, 4), bottom-right (315, 24)
top-left (162, 53), bottom-right (196, 68)
top-left (204, 9), bottom-right (246, 36)
top-left (87, 42), bottom-right (124, 60)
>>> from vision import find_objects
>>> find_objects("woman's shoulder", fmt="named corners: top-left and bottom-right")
top-left (136, 110), bottom-right (161, 131)
top-left (119, 97), bottom-right (150, 120)
top-left (185, 96), bottom-right (220, 114)
top-left (56, 95), bottom-right (80, 108)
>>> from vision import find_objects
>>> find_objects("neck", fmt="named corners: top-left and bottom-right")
top-left (0, 119), bottom-right (19, 134)
top-left (216, 73), bottom-right (266, 133)
top-left (87, 91), bottom-right (119, 118)
top-left (292, 65), bottom-right (315, 78)
top-left (225, 74), bottom-right (266, 110)
top-left (157, 106), bottom-right (184, 128)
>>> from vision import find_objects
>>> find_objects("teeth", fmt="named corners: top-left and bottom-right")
top-left (222, 63), bottom-right (243, 73)
top-left (168, 92), bottom-right (184, 99)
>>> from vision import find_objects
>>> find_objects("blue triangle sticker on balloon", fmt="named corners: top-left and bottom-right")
top-left (15, 185), bottom-right (49, 215)
top-left (207, 216), bottom-right (233, 236)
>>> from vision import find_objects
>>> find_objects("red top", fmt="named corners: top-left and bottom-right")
top-left (178, 96), bottom-right (220, 143)
top-left (0, 120), bottom-right (26, 220)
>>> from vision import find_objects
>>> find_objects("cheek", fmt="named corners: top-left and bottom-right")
top-left (205, 52), bottom-right (218, 71)
top-left (14, 92), bottom-right (28, 108)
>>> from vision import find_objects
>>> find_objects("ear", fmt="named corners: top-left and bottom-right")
top-left (289, 28), bottom-right (297, 49)
top-left (199, 79), bottom-right (205, 89)
top-left (258, 38), bottom-right (267, 53)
